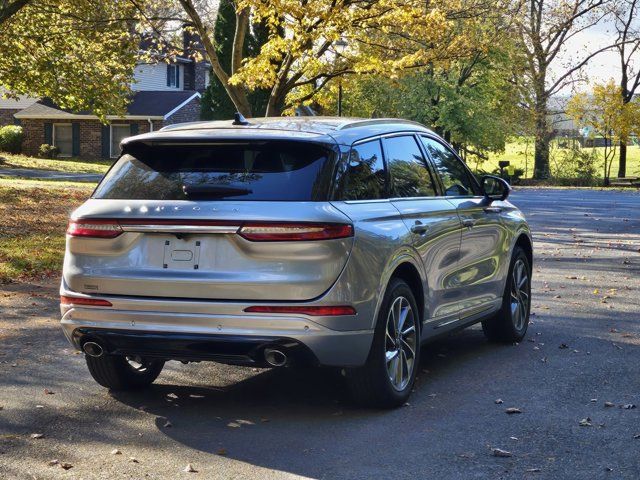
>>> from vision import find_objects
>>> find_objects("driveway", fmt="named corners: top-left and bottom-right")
top-left (1, 188), bottom-right (639, 479)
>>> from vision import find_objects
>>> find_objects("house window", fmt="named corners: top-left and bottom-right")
top-left (167, 64), bottom-right (179, 88)
top-left (110, 125), bottom-right (130, 158)
top-left (204, 69), bottom-right (211, 88)
top-left (53, 124), bottom-right (73, 157)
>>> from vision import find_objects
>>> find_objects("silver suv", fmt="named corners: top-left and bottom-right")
top-left (61, 117), bottom-right (532, 408)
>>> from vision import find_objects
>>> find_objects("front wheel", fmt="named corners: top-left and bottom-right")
top-left (346, 278), bottom-right (420, 408)
top-left (482, 246), bottom-right (531, 343)
top-left (85, 354), bottom-right (164, 390)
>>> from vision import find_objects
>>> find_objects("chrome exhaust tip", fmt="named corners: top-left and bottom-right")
top-left (264, 348), bottom-right (287, 367)
top-left (82, 341), bottom-right (104, 358)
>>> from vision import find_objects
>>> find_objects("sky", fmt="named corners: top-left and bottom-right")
top-left (551, 17), bottom-right (628, 95)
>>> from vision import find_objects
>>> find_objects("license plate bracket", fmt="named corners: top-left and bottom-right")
top-left (162, 239), bottom-right (202, 270)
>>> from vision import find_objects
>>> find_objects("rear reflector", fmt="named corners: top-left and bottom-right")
top-left (67, 219), bottom-right (122, 238)
top-left (244, 305), bottom-right (356, 316)
top-left (60, 295), bottom-right (112, 307)
top-left (238, 223), bottom-right (353, 241)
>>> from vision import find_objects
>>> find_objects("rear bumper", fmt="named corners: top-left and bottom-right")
top-left (60, 290), bottom-right (374, 367)
top-left (72, 328), bottom-right (317, 366)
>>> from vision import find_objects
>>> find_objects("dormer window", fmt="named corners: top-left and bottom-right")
top-left (167, 64), bottom-right (179, 88)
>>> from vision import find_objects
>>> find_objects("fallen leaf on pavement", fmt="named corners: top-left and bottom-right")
top-left (43, 389), bottom-right (54, 395)
top-left (163, 420), bottom-right (173, 428)
top-left (559, 343), bottom-right (569, 349)
top-left (505, 407), bottom-right (522, 414)
top-left (495, 399), bottom-right (503, 404)
top-left (621, 404), bottom-right (637, 410)
top-left (184, 464), bottom-right (197, 473)
top-left (60, 462), bottom-right (73, 470)
top-left (526, 468), bottom-right (541, 473)
top-left (604, 402), bottom-right (615, 408)
top-left (579, 418), bottom-right (592, 427)
top-left (47, 460), bottom-right (59, 467)
top-left (492, 448), bottom-right (512, 457)
top-left (30, 433), bottom-right (44, 439)
top-left (130, 457), bottom-right (139, 463)
top-left (216, 448), bottom-right (227, 456)
top-left (110, 449), bottom-right (121, 455)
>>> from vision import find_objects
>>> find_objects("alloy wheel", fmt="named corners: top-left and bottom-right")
top-left (385, 296), bottom-right (417, 391)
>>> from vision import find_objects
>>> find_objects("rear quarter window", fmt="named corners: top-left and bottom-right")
top-left (93, 141), bottom-right (335, 201)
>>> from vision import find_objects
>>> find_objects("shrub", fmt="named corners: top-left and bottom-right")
top-left (550, 145), bottom-right (598, 181)
top-left (38, 144), bottom-right (60, 159)
top-left (0, 125), bottom-right (23, 154)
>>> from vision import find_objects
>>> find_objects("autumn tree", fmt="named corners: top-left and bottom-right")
top-left (137, 0), bottom-right (497, 117)
top-left (0, 0), bottom-right (141, 118)
top-left (320, 4), bottom-right (527, 168)
top-left (612, 0), bottom-right (640, 177)
top-left (567, 81), bottom-right (640, 185)
top-left (200, 0), bottom-right (269, 119)
top-left (518, 0), bottom-right (612, 179)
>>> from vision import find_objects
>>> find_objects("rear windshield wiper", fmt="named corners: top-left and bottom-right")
top-left (182, 184), bottom-right (253, 199)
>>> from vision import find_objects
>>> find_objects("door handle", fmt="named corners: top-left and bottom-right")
top-left (410, 221), bottom-right (430, 235)
top-left (461, 218), bottom-right (476, 228)
top-left (483, 206), bottom-right (503, 213)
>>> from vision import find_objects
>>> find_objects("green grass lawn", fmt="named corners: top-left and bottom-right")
top-left (0, 179), bottom-right (94, 283)
top-left (478, 138), bottom-right (640, 179)
top-left (0, 153), bottom-right (112, 174)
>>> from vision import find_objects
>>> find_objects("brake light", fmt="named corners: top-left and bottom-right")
top-left (238, 222), bottom-right (353, 241)
top-left (60, 295), bottom-right (112, 307)
top-left (244, 305), bottom-right (356, 316)
top-left (67, 219), bottom-right (122, 238)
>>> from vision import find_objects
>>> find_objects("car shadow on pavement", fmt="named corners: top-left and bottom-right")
top-left (105, 327), bottom-right (502, 474)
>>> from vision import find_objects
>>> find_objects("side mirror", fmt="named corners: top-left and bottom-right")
top-left (482, 175), bottom-right (511, 202)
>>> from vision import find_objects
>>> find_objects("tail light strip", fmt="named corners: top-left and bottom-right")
top-left (68, 219), bottom-right (353, 241)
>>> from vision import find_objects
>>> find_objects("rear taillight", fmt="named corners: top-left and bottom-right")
top-left (238, 222), bottom-right (353, 241)
top-left (67, 219), bottom-right (122, 238)
top-left (60, 295), bottom-right (112, 307)
top-left (244, 305), bottom-right (356, 316)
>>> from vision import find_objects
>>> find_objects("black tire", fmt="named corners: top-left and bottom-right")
top-left (482, 246), bottom-right (531, 343)
top-left (346, 278), bottom-right (420, 408)
top-left (85, 354), bottom-right (164, 390)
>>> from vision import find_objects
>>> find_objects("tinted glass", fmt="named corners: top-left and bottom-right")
top-left (93, 141), bottom-right (332, 201)
top-left (384, 135), bottom-right (436, 198)
top-left (420, 137), bottom-right (478, 196)
top-left (340, 140), bottom-right (386, 200)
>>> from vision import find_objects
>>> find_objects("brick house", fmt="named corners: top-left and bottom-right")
top-left (1, 46), bottom-right (210, 159)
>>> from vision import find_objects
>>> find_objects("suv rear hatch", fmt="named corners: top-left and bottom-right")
top-left (64, 139), bottom-right (353, 301)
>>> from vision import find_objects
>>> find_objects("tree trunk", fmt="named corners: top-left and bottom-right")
top-left (618, 140), bottom-right (627, 178)
top-left (533, 98), bottom-right (551, 179)
top-left (0, 0), bottom-right (30, 25)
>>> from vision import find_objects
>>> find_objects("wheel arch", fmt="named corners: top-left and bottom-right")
top-left (387, 261), bottom-right (425, 333)
top-left (514, 232), bottom-right (533, 268)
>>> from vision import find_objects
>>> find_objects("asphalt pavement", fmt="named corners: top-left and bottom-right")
top-left (0, 188), bottom-right (639, 479)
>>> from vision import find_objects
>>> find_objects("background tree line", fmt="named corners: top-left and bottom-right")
top-left (2, 0), bottom-right (640, 182)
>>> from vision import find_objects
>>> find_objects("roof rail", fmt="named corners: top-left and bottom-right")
top-left (337, 118), bottom-right (427, 130)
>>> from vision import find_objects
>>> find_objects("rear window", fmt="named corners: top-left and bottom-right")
top-left (93, 141), bottom-right (334, 201)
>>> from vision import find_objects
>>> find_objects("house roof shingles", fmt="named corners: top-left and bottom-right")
top-left (14, 91), bottom-right (200, 120)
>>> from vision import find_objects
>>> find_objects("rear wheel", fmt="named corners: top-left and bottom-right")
top-left (85, 354), bottom-right (164, 390)
top-left (346, 278), bottom-right (419, 408)
top-left (482, 246), bottom-right (531, 343)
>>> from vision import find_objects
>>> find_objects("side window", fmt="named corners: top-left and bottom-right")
top-left (384, 135), bottom-right (436, 198)
top-left (340, 139), bottom-right (386, 200)
top-left (420, 136), bottom-right (479, 196)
